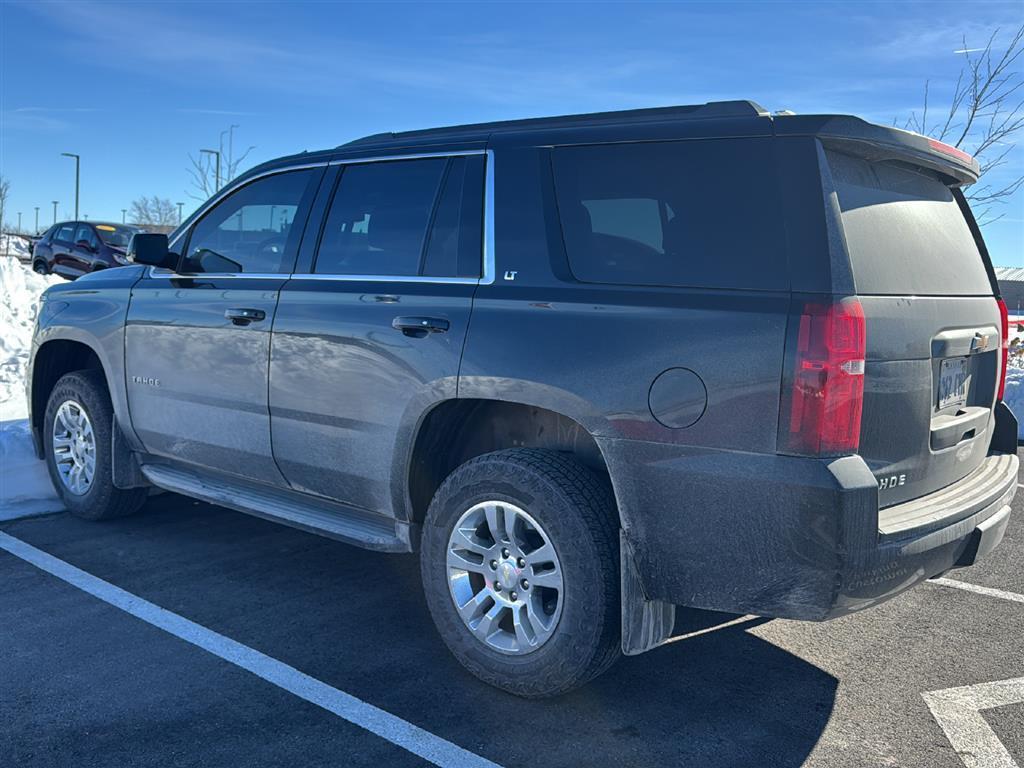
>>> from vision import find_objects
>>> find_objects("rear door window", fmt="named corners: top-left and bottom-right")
top-left (552, 138), bottom-right (787, 290)
top-left (55, 224), bottom-right (75, 243)
top-left (314, 155), bottom-right (484, 278)
top-left (825, 149), bottom-right (991, 296)
top-left (422, 155), bottom-right (485, 278)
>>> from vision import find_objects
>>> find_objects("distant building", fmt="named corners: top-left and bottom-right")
top-left (995, 267), bottom-right (1024, 316)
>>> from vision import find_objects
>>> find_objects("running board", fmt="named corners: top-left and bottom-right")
top-left (139, 463), bottom-right (412, 552)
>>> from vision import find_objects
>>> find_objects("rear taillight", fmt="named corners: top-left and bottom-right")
top-left (997, 298), bottom-right (1009, 401)
top-left (780, 297), bottom-right (866, 456)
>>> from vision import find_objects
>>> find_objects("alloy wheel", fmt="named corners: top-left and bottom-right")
top-left (446, 500), bottom-right (564, 655)
top-left (51, 399), bottom-right (96, 496)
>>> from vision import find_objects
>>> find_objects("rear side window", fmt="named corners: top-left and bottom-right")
top-left (552, 138), bottom-right (787, 290)
top-left (826, 150), bottom-right (990, 296)
top-left (314, 155), bottom-right (484, 278)
top-left (55, 224), bottom-right (75, 243)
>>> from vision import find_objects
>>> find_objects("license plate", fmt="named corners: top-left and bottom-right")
top-left (938, 357), bottom-right (971, 410)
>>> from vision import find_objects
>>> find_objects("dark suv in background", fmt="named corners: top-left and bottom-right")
top-left (32, 221), bottom-right (144, 279)
top-left (28, 100), bottom-right (1018, 697)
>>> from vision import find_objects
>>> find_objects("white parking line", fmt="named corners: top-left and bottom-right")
top-left (0, 531), bottom-right (501, 768)
top-left (930, 577), bottom-right (1024, 605)
top-left (924, 677), bottom-right (1024, 768)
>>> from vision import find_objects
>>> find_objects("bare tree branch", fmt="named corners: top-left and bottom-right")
top-left (0, 176), bottom-right (10, 233)
top-left (129, 196), bottom-right (179, 227)
top-left (186, 127), bottom-right (257, 201)
top-left (901, 25), bottom-right (1024, 223)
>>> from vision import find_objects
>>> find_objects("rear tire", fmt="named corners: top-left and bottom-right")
top-left (43, 370), bottom-right (147, 520)
top-left (32, 260), bottom-right (49, 275)
top-left (420, 448), bottom-right (621, 697)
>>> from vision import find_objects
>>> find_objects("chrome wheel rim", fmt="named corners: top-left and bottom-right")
top-left (52, 400), bottom-right (96, 496)
top-left (446, 500), bottom-right (563, 655)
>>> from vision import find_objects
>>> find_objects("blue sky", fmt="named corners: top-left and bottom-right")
top-left (2, 0), bottom-right (1022, 264)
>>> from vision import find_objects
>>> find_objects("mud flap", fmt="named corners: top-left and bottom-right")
top-left (111, 417), bottom-right (148, 489)
top-left (621, 532), bottom-right (676, 655)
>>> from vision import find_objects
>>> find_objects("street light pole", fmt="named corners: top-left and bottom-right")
top-left (34, 207), bottom-right (39, 233)
top-left (200, 149), bottom-right (221, 192)
top-left (176, 202), bottom-right (184, 224)
top-left (51, 201), bottom-right (59, 225)
top-left (122, 209), bottom-right (127, 224)
top-left (60, 152), bottom-right (80, 220)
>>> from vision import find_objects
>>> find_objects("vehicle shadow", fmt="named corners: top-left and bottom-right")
top-left (5, 497), bottom-right (838, 768)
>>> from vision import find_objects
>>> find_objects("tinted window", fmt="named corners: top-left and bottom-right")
top-left (826, 150), bottom-right (990, 296)
top-left (553, 139), bottom-right (786, 289)
top-left (315, 159), bottom-right (446, 276)
top-left (184, 169), bottom-right (315, 274)
top-left (422, 155), bottom-right (485, 278)
top-left (55, 224), bottom-right (75, 243)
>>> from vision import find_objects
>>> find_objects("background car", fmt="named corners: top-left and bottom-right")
top-left (31, 221), bottom-right (145, 279)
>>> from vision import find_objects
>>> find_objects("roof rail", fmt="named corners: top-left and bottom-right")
top-left (338, 100), bottom-right (770, 148)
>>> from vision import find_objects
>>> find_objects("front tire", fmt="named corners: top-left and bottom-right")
top-left (43, 370), bottom-right (147, 520)
top-left (420, 448), bottom-right (621, 697)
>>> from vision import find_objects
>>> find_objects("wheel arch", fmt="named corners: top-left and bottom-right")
top-left (30, 336), bottom-right (114, 457)
top-left (401, 397), bottom-right (621, 528)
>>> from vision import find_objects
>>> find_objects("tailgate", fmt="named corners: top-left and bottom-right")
top-left (821, 145), bottom-right (1004, 509)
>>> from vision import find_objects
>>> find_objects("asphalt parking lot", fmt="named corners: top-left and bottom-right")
top-left (2, 479), bottom-right (1022, 768)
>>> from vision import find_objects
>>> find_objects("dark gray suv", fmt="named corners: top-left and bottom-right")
top-left (27, 100), bottom-right (1018, 697)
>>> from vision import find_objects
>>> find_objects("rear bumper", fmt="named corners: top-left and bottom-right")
top-left (600, 437), bottom-right (1018, 621)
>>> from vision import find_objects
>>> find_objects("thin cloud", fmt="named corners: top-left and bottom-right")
top-left (175, 108), bottom-right (258, 116)
top-left (13, 106), bottom-right (98, 113)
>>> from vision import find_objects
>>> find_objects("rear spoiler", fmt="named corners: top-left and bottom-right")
top-left (774, 113), bottom-right (980, 186)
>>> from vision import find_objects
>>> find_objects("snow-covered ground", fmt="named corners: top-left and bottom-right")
top-left (0, 255), bottom-right (65, 519)
top-left (999, 320), bottom-right (1024, 440)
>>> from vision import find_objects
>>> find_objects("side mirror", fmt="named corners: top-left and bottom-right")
top-left (128, 233), bottom-right (178, 270)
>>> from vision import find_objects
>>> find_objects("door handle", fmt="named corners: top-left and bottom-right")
top-left (225, 307), bottom-right (266, 326)
top-left (392, 316), bottom-right (450, 338)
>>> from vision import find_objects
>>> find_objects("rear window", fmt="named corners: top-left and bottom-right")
top-left (825, 150), bottom-right (991, 296)
top-left (552, 138), bottom-right (787, 290)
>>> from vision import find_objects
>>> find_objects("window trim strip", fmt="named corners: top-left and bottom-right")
top-left (155, 149), bottom-right (494, 285)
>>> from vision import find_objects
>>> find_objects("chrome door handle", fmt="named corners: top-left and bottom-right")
top-left (392, 316), bottom-right (450, 338)
top-left (225, 307), bottom-right (266, 326)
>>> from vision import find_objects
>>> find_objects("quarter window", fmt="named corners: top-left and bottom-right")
top-left (553, 139), bottom-right (786, 290)
top-left (183, 169), bottom-right (316, 274)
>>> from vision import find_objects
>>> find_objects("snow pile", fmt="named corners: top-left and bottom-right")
top-left (0, 234), bottom-right (31, 260)
top-left (0, 255), bottom-right (62, 416)
top-left (1, 256), bottom-right (64, 519)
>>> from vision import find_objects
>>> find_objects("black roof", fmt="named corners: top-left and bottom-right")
top-left (339, 100), bottom-right (771, 148)
top-left (240, 97), bottom-right (977, 188)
